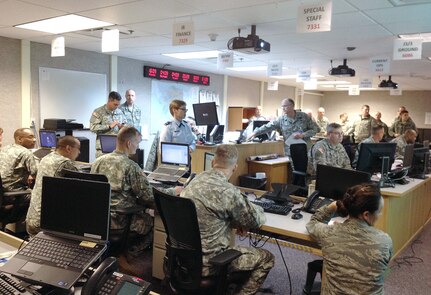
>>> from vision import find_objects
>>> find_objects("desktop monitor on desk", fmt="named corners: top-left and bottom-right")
top-left (193, 102), bottom-right (223, 143)
top-left (252, 120), bottom-right (271, 141)
top-left (408, 147), bottom-right (430, 179)
top-left (99, 134), bottom-right (117, 153)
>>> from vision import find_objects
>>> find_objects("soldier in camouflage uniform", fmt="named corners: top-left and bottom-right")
top-left (315, 107), bottom-right (329, 134)
top-left (119, 89), bottom-right (141, 130)
top-left (353, 125), bottom-right (385, 168)
top-left (390, 129), bottom-right (417, 160)
top-left (309, 123), bottom-right (351, 175)
top-left (389, 110), bottom-right (417, 138)
top-left (338, 113), bottom-right (351, 134)
top-left (306, 183), bottom-right (392, 295)
top-left (26, 136), bottom-right (81, 236)
top-left (180, 145), bottom-right (274, 295)
top-left (249, 98), bottom-right (318, 155)
top-left (90, 91), bottom-right (126, 158)
top-left (91, 126), bottom-right (182, 251)
top-left (374, 111), bottom-right (390, 140)
top-left (0, 128), bottom-right (38, 205)
top-left (0, 127), bottom-right (3, 148)
top-left (347, 104), bottom-right (377, 143)
top-left (160, 99), bottom-right (196, 152)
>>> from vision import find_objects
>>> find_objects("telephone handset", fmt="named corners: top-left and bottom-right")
top-left (184, 172), bottom-right (196, 187)
top-left (302, 190), bottom-right (324, 214)
top-left (82, 257), bottom-right (151, 295)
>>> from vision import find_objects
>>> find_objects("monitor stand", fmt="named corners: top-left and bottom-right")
top-left (379, 156), bottom-right (395, 188)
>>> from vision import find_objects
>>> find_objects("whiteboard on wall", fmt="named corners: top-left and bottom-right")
top-left (39, 67), bottom-right (107, 128)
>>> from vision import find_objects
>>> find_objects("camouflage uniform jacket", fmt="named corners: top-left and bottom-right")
top-left (0, 143), bottom-right (38, 191)
top-left (375, 120), bottom-right (390, 139)
top-left (348, 115), bottom-right (377, 143)
top-left (160, 118), bottom-right (196, 151)
top-left (307, 205), bottom-right (393, 295)
top-left (316, 116), bottom-right (329, 133)
top-left (353, 136), bottom-right (380, 167)
top-left (26, 152), bottom-right (77, 235)
top-left (340, 121), bottom-right (352, 134)
top-left (254, 111), bottom-right (318, 154)
top-left (180, 169), bottom-right (266, 276)
top-left (91, 151), bottom-right (175, 232)
top-left (390, 135), bottom-right (408, 160)
top-left (90, 105), bottom-right (126, 156)
top-left (389, 117), bottom-right (417, 137)
top-left (119, 102), bottom-right (141, 130)
top-left (310, 139), bottom-right (351, 173)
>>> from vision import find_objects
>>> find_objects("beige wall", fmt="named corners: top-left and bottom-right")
top-left (262, 83), bottom-right (295, 118)
top-left (302, 92), bottom-right (323, 117)
top-left (322, 90), bottom-right (431, 128)
top-left (227, 76), bottom-right (260, 107)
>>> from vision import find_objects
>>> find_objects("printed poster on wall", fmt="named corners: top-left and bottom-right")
top-left (297, 0), bottom-right (332, 33)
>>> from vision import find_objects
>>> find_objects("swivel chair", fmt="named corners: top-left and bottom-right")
top-left (60, 169), bottom-right (144, 256)
top-left (0, 175), bottom-right (31, 232)
top-left (289, 143), bottom-right (309, 187)
top-left (153, 188), bottom-right (245, 295)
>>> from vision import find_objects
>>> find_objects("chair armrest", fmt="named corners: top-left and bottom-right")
top-left (3, 189), bottom-right (32, 197)
top-left (292, 171), bottom-right (307, 177)
top-left (111, 205), bottom-right (144, 215)
top-left (208, 249), bottom-right (241, 266)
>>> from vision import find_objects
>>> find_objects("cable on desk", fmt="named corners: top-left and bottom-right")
top-left (273, 238), bottom-right (292, 295)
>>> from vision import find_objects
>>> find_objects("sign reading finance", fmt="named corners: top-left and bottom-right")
top-left (297, 0), bottom-right (332, 33)
top-left (393, 39), bottom-right (422, 60)
top-left (172, 21), bottom-right (194, 45)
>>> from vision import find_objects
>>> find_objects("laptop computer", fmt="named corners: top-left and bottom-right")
top-left (33, 130), bottom-right (57, 159)
top-left (1, 176), bottom-right (111, 289)
top-left (147, 142), bottom-right (189, 183)
top-left (99, 134), bottom-right (117, 154)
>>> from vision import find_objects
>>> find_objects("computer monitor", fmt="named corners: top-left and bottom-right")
top-left (408, 147), bottom-right (430, 179)
top-left (316, 165), bottom-right (371, 200)
top-left (192, 102), bottom-right (219, 126)
top-left (99, 135), bottom-right (117, 153)
top-left (252, 120), bottom-right (270, 141)
top-left (206, 125), bottom-right (224, 144)
top-left (403, 144), bottom-right (414, 169)
top-left (204, 152), bottom-right (214, 171)
top-left (39, 130), bottom-right (57, 148)
top-left (160, 142), bottom-right (189, 166)
top-left (423, 140), bottom-right (430, 149)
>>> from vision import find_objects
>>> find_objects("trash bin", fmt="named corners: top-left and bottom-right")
top-left (239, 174), bottom-right (267, 190)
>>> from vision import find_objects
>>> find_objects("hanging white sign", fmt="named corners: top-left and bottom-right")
top-left (217, 52), bottom-right (233, 69)
top-left (172, 21), bottom-right (194, 45)
top-left (359, 77), bottom-right (373, 88)
top-left (297, 0), bottom-right (332, 33)
top-left (267, 62), bottom-right (283, 76)
top-left (268, 81), bottom-right (279, 91)
top-left (369, 56), bottom-right (390, 74)
top-left (349, 85), bottom-right (360, 95)
top-left (296, 69), bottom-right (311, 82)
top-left (393, 39), bottom-right (422, 60)
top-left (390, 88), bottom-right (402, 96)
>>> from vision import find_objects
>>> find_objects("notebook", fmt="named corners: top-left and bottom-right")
top-left (33, 130), bottom-right (57, 159)
top-left (99, 134), bottom-right (117, 153)
top-left (147, 142), bottom-right (189, 183)
top-left (0, 176), bottom-right (111, 289)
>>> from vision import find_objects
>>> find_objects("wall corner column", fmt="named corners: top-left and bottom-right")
top-left (110, 55), bottom-right (118, 91)
top-left (21, 40), bottom-right (31, 128)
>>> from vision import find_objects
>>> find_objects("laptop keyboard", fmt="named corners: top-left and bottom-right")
top-left (154, 167), bottom-right (185, 176)
top-left (19, 237), bottom-right (99, 269)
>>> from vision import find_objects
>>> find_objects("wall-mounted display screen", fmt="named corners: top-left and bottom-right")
top-left (144, 66), bottom-right (210, 86)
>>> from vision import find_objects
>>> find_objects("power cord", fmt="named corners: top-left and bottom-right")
top-left (273, 238), bottom-right (292, 295)
top-left (390, 238), bottom-right (424, 269)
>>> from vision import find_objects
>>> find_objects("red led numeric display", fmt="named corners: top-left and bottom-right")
top-left (144, 66), bottom-right (210, 86)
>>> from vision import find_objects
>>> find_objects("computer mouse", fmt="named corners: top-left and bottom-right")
top-left (291, 213), bottom-right (303, 220)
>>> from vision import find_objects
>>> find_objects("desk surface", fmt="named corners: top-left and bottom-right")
top-left (380, 176), bottom-right (429, 197)
top-left (248, 156), bottom-right (290, 165)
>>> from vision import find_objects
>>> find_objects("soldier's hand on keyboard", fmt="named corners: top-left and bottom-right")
top-left (174, 186), bottom-right (184, 196)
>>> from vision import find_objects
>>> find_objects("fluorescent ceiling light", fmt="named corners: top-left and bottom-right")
top-left (227, 66), bottom-right (268, 72)
top-left (15, 14), bottom-right (113, 34)
top-left (398, 32), bottom-right (431, 42)
top-left (163, 50), bottom-right (221, 59)
top-left (320, 85), bottom-right (335, 88)
top-left (317, 80), bottom-right (350, 85)
top-left (276, 74), bottom-right (324, 79)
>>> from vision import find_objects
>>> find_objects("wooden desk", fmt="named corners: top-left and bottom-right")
top-left (248, 156), bottom-right (291, 191)
top-left (191, 141), bottom-right (285, 186)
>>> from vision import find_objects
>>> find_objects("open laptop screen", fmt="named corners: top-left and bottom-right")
top-left (39, 130), bottom-right (57, 148)
top-left (99, 135), bottom-right (117, 153)
top-left (204, 152), bottom-right (214, 171)
top-left (160, 142), bottom-right (189, 166)
top-left (40, 176), bottom-right (111, 241)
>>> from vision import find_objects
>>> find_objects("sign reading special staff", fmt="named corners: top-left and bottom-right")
top-left (393, 39), bottom-right (422, 60)
top-left (297, 0), bottom-right (332, 33)
top-left (172, 21), bottom-right (194, 45)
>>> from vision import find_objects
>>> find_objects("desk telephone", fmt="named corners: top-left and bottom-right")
top-left (302, 190), bottom-right (333, 214)
top-left (81, 257), bottom-right (151, 295)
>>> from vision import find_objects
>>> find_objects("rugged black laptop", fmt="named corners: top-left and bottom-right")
top-left (0, 176), bottom-right (111, 289)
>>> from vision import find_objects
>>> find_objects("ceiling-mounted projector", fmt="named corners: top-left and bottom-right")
top-left (328, 59), bottom-right (355, 77)
top-left (227, 25), bottom-right (270, 54)
top-left (379, 76), bottom-right (398, 89)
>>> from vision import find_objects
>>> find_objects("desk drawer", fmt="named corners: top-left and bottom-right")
top-left (152, 246), bottom-right (166, 280)
top-left (154, 229), bottom-right (167, 248)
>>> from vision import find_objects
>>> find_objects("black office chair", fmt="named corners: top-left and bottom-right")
top-left (60, 169), bottom-right (144, 256)
top-left (289, 143), bottom-right (309, 187)
top-left (153, 188), bottom-right (245, 295)
top-left (303, 259), bottom-right (322, 295)
top-left (0, 174), bottom-right (31, 232)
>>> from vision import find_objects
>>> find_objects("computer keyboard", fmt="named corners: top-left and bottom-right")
top-left (0, 272), bottom-right (29, 295)
top-left (251, 200), bottom-right (292, 215)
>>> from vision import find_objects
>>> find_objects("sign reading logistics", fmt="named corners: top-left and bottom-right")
top-left (297, 0), bottom-right (332, 33)
top-left (217, 52), bottom-right (233, 69)
top-left (172, 21), bottom-right (194, 45)
top-left (393, 39), bottom-right (422, 60)
top-left (267, 61), bottom-right (283, 76)
top-left (359, 77), bottom-right (373, 89)
top-left (369, 56), bottom-right (390, 74)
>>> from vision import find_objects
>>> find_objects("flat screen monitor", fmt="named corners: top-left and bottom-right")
top-left (193, 102), bottom-right (219, 126)
top-left (99, 135), bottom-right (117, 153)
top-left (423, 140), bottom-right (430, 149)
top-left (409, 147), bottom-right (430, 179)
top-left (206, 125), bottom-right (224, 144)
top-left (252, 120), bottom-right (270, 141)
top-left (316, 164), bottom-right (371, 200)
top-left (160, 142), bottom-right (189, 166)
top-left (39, 130), bottom-right (57, 148)
top-left (356, 143), bottom-right (396, 175)
top-left (204, 152), bottom-right (214, 171)
top-left (403, 144), bottom-right (414, 169)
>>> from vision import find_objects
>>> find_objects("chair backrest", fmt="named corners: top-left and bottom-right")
top-left (290, 143), bottom-right (308, 173)
top-left (61, 169), bottom-right (108, 183)
top-left (153, 188), bottom-right (203, 291)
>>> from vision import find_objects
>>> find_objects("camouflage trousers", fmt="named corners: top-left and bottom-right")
top-left (206, 246), bottom-right (275, 295)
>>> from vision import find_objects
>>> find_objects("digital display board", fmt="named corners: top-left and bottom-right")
top-left (143, 66), bottom-right (210, 86)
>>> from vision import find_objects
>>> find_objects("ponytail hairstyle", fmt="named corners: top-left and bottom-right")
top-left (336, 183), bottom-right (381, 218)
